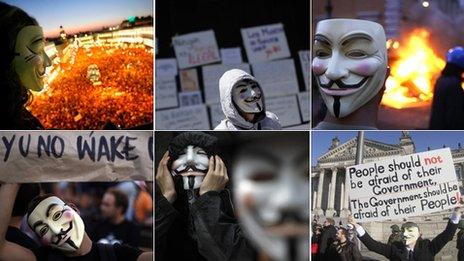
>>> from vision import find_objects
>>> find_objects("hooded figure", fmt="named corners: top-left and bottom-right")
top-left (215, 69), bottom-right (281, 130)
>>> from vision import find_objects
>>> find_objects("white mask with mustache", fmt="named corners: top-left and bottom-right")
top-left (403, 226), bottom-right (420, 247)
top-left (13, 25), bottom-right (52, 91)
top-left (232, 79), bottom-right (264, 114)
top-left (171, 145), bottom-right (209, 190)
top-left (28, 196), bottom-right (85, 253)
top-left (312, 19), bottom-right (388, 118)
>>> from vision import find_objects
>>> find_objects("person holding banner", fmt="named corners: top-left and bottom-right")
top-left (348, 209), bottom-right (461, 261)
top-left (155, 132), bottom-right (253, 261)
top-left (215, 69), bottom-right (282, 130)
top-left (0, 183), bottom-right (153, 261)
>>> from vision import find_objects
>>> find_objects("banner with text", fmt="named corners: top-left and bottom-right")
top-left (0, 131), bottom-right (153, 182)
top-left (347, 148), bottom-right (459, 222)
top-left (241, 23), bottom-right (290, 63)
top-left (172, 30), bottom-right (221, 69)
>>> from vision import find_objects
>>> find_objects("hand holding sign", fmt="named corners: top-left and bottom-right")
top-left (156, 151), bottom-right (176, 203)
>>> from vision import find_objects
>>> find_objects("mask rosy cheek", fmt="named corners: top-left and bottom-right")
top-left (311, 60), bottom-right (326, 75)
top-left (64, 211), bottom-right (73, 220)
top-left (353, 61), bottom-right (380, 76)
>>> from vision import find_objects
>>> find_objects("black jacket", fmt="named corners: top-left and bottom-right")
top-left (429, 74), bottom-right (464, 129)
top-left (359, 221), bottom-right (458, 261)
top-left (155, 186), bottom-right (254, 261)
top-left (326, 240), bottom-right (363, 261)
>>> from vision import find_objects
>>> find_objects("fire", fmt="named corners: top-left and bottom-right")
top-left (381, 28), bottom-right (446, 109)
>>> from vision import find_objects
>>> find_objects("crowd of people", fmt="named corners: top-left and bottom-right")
top-left (28, 44), bottom-right (153, 129)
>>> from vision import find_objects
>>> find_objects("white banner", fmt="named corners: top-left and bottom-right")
top-left (156, 58), bottom-right (178, 78)
top-left (172, 30), bottom-right (221, 69)
top-left (220, 47), bottom-right (243, 65)
top-left (266, 95), bottom-right (302, 127)
top-left (252, 59), bottom-right (299, 97)
top-left (347, 148), bottom-right (460, 222)
top-left (0, 131), bottom-right (153, 182)
top-left (156, 105), bottom-right (210, 130)
top-left (241, 23), bottom-right (290, 63)
top-left (155, 77), bottom-right (178, 109)
top-left (298, 50), bottom-right (311, 91)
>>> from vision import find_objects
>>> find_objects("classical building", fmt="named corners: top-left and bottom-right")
top-left (311, 132), bottom-right (464, 218)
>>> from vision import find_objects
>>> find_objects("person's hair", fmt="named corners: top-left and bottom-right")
top-left (441, 62), bottom-right (464, 77)
top-left (12, 183), bottom-right (41, 217)
top-left (338, 227), bottom-right (349, 239)
top-left (0, 2), bottom-right (38, 129)
top-left (106, 188), bottom-right (128, 214)
top-left (401, 221), bottom-right (419, 230)
top-left (325, 218), bottom-right (335, 225)
top-left (168, 132), bottom-right (218, 167)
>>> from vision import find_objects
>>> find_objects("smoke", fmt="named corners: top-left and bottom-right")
top-left (404, 1), bottom-right (464, 56)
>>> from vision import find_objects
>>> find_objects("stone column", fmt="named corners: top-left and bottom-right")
top-left (340, 171), bottom-right (351, 218)
top-left (314, 170), bottom-right (325, 216)
top-left (325, 168), bottom-right (338, 217)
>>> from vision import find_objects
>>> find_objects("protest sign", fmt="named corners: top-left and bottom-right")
top-left (298, 92), bottom-right (310, 122)
top-left (347, 148), bottom-right (460, 222)
top-left (202, 63), bottom-right (251, 104)
top-left (156, 58), bottom-right (178, 78)
top-left (179, 68), bottom-right (200, 91)
top-left (0, 131), bottom-right (153, 182)
top-left (208, 103), bottom-right (225, 128)
top-left (172, 30), bottom-right (221, 69)
top-left (298, 50), bottom-right (310, 90)
top-left (179, 91), bottom-right (203, 107)
top-left (241, 23), bottom-right (290, 63)
top-left (252, 59), bottom-right (299, 97)
top-left (220, 47), bottom-right (243, 64)
top-left (266, 95), bottom-right (302, 127)
top-left (156, 105), bottom-right (210, 130)
top-left (155, 77), bottom-right (178, 109)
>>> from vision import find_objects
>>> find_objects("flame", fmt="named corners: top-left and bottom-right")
top-left (381, 28), bottom-right (446, 109)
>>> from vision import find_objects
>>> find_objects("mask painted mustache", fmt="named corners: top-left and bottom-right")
top-left (317, 76), bottom-right (368, 89)
top-left (52, 220), bottom-right (73, 246)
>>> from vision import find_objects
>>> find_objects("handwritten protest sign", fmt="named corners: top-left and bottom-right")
top-left (252, 59), bottom-right (299, 97)
top-left (347, 148), bottom-right (459, 222)
top-left (179, 68), bottom-right (200, 91)
top-left (179, 91), bottom-right (203, 107)
top-left (208, 103), bottom-right (225, 128)
top-left (297, 91), bottom-right (310, 122)
top-left (156, 105), bottom-right (210, 130)
top-left (298, 50), bottom-right (310, 90)
top-left (241, 23), bottom-right (290, 63)
top-left (0, 131), bottom-right (153, 182)
top-left (156, 77), bottom-right (178, 109)
top-left (172, 30), bottom-right (221, 69)
top-left (220, 47), bottom-right (243, 65)
top-left (202, 63), bottom-right (251, 104)
top-left (266, 95), bottom-right (302, 127)
top-left (156, 58), bottom-right (178, 78)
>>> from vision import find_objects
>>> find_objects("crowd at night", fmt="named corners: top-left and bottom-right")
top-left (29, 44), bottom-right (153, 129)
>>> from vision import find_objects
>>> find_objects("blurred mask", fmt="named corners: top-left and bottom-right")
top-left (13, 25), bottom-right (52, 91)
top-left (312, 19), bottom-right (388, 118)
top-left (28, 196), bottom-right (85, 253)
top-left (233, 136), bottom-right (309, 261)
top-left (402, 226), bottom-right (420, 247)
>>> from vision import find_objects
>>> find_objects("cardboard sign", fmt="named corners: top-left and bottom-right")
top-left (179, 91), bottom-right (203, 107)
top-left (241, 23), bottom-right (290, 63)
top-left (208, 103), bottom-right (225, 128)
top-left (172, 30), bottom-right (221, 69)
top-left (252, 59), bottom-right (299, 97)
top-left (298, 92), bottom-right (310, 122)
top-left (298, 50), bottom-right (310, 90)
top-left (220, 47), bottom-right (243, 65)
top-left (155, 77), bottom-right (178, 109)
top-left (0, 131), bottom-right (153, 182)
top-left (266, 95), bottom-right (302, 127)
top-left (179, 68), bottom-right (200, 91)
top-left (156, 105), bottom-right (210, 130)
top-left (156, 58), bottom-right (178, 78)
top-left (347, 148), bottom-right (460, 222)
top-left (202, 63), bottom-right (251, 104)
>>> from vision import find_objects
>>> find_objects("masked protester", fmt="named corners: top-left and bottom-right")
top-left (312, 19), bottom-right (389, 130)
top-left (348, 209), bottom-right (461, 261)
top-left (214, 69), bottom-right (282, 130)
top-left (155, 132), bottom-right (253, 261)
top-left (0, 3), bottom-right (51, 129)
top-left (326, 227), bottom-right (362, 261)
top-left (0, 184), bottom-right (153, 261)
top-left (388, 224), bottom-right (403, 245)
top-left (429, 46), bottom-right (464, 129)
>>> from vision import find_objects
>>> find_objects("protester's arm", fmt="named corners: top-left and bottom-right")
top-left (191, 156), bottom-right (254, 261)
top-left (429, 208), bottom-right (460, 255)
top-left (348, 215), bottom-right (395, 259)
top-left (0, 184), bottom-right (36, 261)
